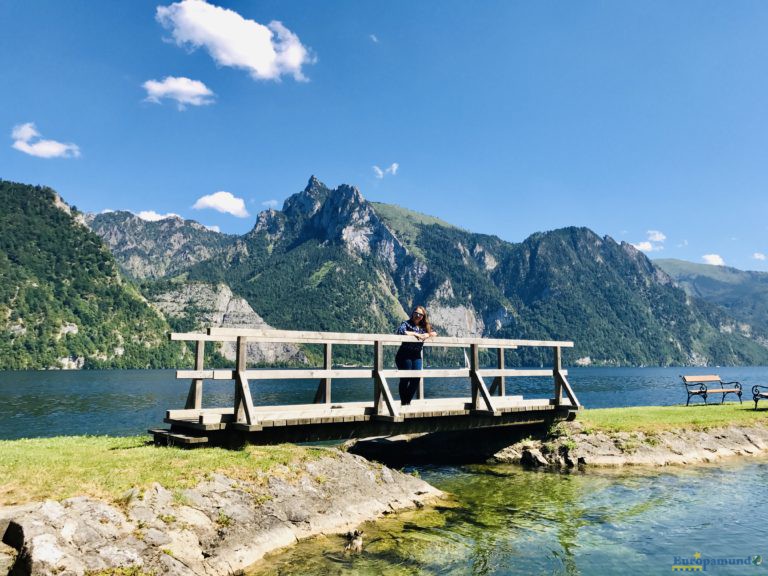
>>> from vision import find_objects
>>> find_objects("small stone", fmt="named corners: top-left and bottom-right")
top-left (521, 449), bottom-right (549, 467)
top-left (143, 528), bottom-right (171, 547)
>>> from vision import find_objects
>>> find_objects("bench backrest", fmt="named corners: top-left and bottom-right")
top-left (681, 374), bottom-right (721, 384)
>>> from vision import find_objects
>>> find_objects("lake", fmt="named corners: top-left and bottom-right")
top-left (0, 366), bottom-right (765, 440)
top-left (2, 367), bottom-right (768, 575)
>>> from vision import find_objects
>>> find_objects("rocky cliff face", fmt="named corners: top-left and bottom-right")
top-left (148, 282), bottom-right (305, 364)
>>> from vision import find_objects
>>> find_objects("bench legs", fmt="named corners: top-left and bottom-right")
top-left (687, 390), bottom-right (742, 406)
top-left (719, 390), bottom-right (742, 405)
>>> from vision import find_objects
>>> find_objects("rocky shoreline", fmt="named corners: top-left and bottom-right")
top-left (0, 449), bottom-right (442, 576)
top-left (490, 421), bottom-right (768, 468)
top-left (5, 423), bottom-right (768, 575)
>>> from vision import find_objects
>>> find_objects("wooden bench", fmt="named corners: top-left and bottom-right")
top-left (752, 385), bottom-right (768, 410)
top-left (681, 374), bottom-right (742, 406)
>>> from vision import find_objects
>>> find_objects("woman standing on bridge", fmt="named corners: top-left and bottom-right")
top-left (396, 306), bottom-right (437, 405)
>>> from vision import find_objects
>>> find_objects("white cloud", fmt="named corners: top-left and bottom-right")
top-left (11, 122), bottom-right (80, 159)
top-left (205, 224), bottom-right (220, 232)
top-left (156, 0), bottom-right (315, 82)
top-left (192, 191), bottom-right (249, 217)
top-left (753, 252), bottom-right (766, 261)
top-left (631, 241), bottom-right (654, 253)
top-left (370, 34), bottom-right (379, 43)
top-left (631, 229), bottom-right (666, 252)
top-left (143, 76), bottom-right (215, 109)
top-left (261, 199), bottom-right (279, 209)
top-left (373, 162), bottom-right (399, 179)
top-left (702, 254), bottom-right (725, 266)
top-left (136, 210), bottom-right (182, 222)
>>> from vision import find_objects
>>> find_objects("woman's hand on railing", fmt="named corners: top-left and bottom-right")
top-left (415, 331), bottom-right (437, 341)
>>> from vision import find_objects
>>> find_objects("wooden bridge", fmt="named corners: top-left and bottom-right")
top-left (151, 328), bottom-right (581, 446)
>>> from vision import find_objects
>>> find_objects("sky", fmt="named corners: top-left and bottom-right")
top-left (2, 1), bottom-right (768, 271)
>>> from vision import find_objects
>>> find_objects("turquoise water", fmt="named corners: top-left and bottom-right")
top-left (248, 461), bottom-right (768, 575)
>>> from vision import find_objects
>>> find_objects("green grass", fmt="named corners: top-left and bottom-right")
top-left (0, 436), bottom-right (329, 506)
top-left (578, 403), bottom-right (768, 434)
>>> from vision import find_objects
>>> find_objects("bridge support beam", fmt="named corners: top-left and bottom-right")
top-left (469, 343), bottom-right (498, 414)
top-left (313, 343), bottom-right (333, 404)
top-left (184, 340), bottom-right (205, 410)
top-left (373, 340), bottom-right (402, 421)
top-left (234, 337), bottom-right (257, 425)
top-left (553, 347), bottom-right (580, 407)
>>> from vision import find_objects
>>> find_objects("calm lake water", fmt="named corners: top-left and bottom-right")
top-left (2, 367), bottom-right (768, 575)
top-left (0, 366), bottom-right (765, 439)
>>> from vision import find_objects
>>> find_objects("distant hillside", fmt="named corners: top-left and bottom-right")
top-left (86, 211), bottom-right (238, 279)
top-left (655, 258), bottom-right (768, 337)
top-left (0, 180), bottom-right (184, 369)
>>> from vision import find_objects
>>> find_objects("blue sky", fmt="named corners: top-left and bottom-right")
top-left (2, 1), bottom-right (768, 271)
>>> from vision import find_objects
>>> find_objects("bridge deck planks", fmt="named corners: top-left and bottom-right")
top-left (164, 396), bottom-right (570, 431)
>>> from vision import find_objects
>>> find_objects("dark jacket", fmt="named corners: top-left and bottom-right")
top-left (396, 320), bottom-right (426, 357)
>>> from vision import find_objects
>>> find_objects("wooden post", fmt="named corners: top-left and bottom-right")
top-left (553, 346), bottom-right (580, 408)
top-left (184, 340), bottom-right (205, 409)
top-left (498, 347), bottom-right (505, 396)
top-left (489, 347), bottom-right (505, 397)
top-left (314, 343), bottom-right (333, 403)
top-left (553, 346), bottom-right (562, 406)
top-left (373, 339), bottom-right (383, 414)
top-left (234, 336), bottom-right (256, 425)
top-left (417, 349), bottom-right (424, 400)
top-left (373, 339), bottom-right (400, 420)
top-left (470, 343), bottom-right (497, 413)
top-left (470, 343), bottom-right (479, 402)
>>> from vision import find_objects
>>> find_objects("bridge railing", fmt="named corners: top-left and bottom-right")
top-left (170, 328), bottom-right (579, 425)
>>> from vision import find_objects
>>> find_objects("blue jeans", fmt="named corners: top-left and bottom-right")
top-left (396, 353), bottom-right (422, 405)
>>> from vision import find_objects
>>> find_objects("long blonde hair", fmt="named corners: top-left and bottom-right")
top-left (412, 306), bottom-right (432, 333)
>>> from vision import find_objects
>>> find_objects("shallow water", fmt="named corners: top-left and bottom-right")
top-left (247, 460), bottom-right (768, 575)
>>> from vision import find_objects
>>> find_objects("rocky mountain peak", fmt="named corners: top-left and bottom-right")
top-left (282, 176), bottom-right (331, 220)
top-left (305, 175), bottom-right (326, 192)
top-left (250, 208), bottom-right (286, 240)
top-left (263, 177), bottom-right (408, 267)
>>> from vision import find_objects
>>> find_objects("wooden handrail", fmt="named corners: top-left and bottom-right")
top-left (198, 327), bottom-right (573, 349)
top-left (170, 328), bottom-right (580, 425)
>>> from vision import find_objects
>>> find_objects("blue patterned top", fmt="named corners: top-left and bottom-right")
top-left (396, 320), bottom-right (426, 356)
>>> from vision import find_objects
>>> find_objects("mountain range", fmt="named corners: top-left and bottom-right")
top-left (2, 176), bottom-right (768, 369)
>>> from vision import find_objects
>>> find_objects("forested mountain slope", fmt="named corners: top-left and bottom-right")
top-left (0, 180), bottom-right (184, 369)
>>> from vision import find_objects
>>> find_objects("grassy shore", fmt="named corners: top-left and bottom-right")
top-left (1, 404), bottom-right (766, 507)
top-left (0, 436), bottom-right (329, 506)
top-left (578, 402), bottom-right (768, 434)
